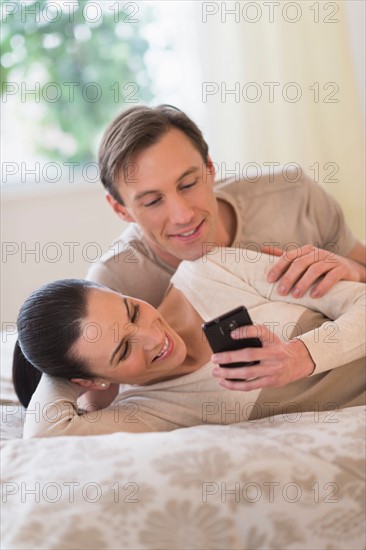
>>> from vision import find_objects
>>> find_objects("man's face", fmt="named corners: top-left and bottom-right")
top-left (112, 128), bottom-right (220, 267)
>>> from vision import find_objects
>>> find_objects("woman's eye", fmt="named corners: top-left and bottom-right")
top-left (119, 341), bottom-right (131, 362)
top-left (118, 304), bottom-right (140, 363)
top-left (131, 303), bottom-right (140, 323)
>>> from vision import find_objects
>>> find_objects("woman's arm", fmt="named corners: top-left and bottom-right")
top-left (211, 255), bottom-right (366, 382)
top-left (184, 249), bottom-right (365, 387)
top-left (23, 374), bottom-right (154, 438)
top-left (212, 325), bottom-right (317, 391)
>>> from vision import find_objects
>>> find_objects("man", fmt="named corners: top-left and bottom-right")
top-left (89, 105), bottom-right (365, 302)
top-left (87, 104), bottom-right (365, 386)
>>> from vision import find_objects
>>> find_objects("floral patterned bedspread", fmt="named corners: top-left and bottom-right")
top-left (1, 332), bottom-right (365, 549)
top-left (1, 404), bottom-right (365, 549)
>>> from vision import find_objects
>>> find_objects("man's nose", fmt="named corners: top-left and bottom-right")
top-left (167, 195), bottom-right (194, 226)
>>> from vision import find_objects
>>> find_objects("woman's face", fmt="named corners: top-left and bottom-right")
top-left (74, 288), bottom-right (187, 385)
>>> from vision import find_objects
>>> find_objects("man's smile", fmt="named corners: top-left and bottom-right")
top-left (169, 220), bottom-right (205, 242)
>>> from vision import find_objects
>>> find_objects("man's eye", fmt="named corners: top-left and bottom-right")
top-left (144, 197), bottom-right (162, 207)
top-left (181, 181), bottom-right (197, 190)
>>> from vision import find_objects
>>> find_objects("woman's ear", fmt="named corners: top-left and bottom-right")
top-left (105, 193), bottom-right (135, 223)
top-left (70, 378), bottom-right (109, 390)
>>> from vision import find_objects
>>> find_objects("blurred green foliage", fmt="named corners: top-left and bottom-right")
top-left (1, 0), bottom-right (154, 163)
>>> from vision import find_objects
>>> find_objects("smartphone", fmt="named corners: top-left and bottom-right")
top-left (202, 306), bottom-right (262, 368)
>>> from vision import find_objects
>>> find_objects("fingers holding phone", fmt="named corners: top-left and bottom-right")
top-left (208, 320), bottom-right (315, 391)
top-left (202, 306), bottom-right (262, 368)
top-left (202, 306), bottom-right (263, 385)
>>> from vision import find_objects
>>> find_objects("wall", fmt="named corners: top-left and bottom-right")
top-left (346, 0), bottom-right (366, 116)
top-left (1, 0), bottom-right (365, 325)
top-left (1, 183), bottom-right (124, 325)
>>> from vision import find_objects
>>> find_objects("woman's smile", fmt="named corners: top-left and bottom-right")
top-left (75, 288), bottom-right (188, 385)
top-left (151, 333), bottom-right (174, 363)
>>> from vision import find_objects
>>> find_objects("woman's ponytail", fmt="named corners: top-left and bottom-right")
top-left (12, 340), bottom-right (42, 408)
top-left (12, 279), bottom-right (103, 408)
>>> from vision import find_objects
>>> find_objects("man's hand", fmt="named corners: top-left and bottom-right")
top-left (211, 324), bottom-right (315, 391)
top-left (262, 244), bottom-right (365, 299)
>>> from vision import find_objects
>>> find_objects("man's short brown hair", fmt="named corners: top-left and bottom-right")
top-left (98, 104), bottom-right (209, 204)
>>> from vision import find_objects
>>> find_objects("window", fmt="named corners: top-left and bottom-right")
top-left (1, 0), bottom-right (204, 188)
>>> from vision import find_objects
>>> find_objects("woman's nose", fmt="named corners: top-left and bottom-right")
top-left (141, 321), bottom-right (165, 352)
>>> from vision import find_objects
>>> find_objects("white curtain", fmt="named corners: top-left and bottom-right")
top-left (159, 0), bottom-right (365, 239)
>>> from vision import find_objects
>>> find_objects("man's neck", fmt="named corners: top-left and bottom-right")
top-left (216, 198), bottom-right (237, 247)
top-left (143, 237), bottom-right (182, 269)
top-left (141, 198), bottom-right (237, 269)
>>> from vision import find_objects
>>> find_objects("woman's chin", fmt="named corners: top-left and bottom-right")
top-left (146, 339), bottom-right (187, 384)
top-left (173, 335), bottom-right (188, 364)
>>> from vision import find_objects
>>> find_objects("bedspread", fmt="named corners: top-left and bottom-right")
top-left (1, 405), bottom-right (365, 549)
top-left (1, 333), bottom-right (365, 549)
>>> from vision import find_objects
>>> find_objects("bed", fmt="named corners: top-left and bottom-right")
top-left (1, 330), bottom-right (365, 550)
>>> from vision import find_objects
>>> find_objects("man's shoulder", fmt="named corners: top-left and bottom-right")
top-left (94, 223), bottom-right (146, 266)
top-left (86, 222), bottom-right (173, 305)
top-left (86, 224), bottom-right (147, 292)
top-left (214, 165), bottom-right (316, 200)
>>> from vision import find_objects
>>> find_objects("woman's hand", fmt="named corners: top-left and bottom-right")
top-left (262, 244), bottom-right (365, 298)
top-left (211, 324), bottom-right (315, 391)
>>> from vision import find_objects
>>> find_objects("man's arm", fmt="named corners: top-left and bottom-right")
top-left (347, 241), bottom-right (366, 266)
top-left (264, 242), bottom-right (366, 299)
top-left (259, 168), bottom-right (365, 298)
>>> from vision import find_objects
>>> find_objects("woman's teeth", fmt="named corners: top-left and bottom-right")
top-left (154, 336), bottom-right (169, 360)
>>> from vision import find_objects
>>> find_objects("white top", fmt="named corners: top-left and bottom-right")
top-left (23, 250), bottom-right (365, 438)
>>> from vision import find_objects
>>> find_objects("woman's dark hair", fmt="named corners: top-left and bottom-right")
top-left (13, 279), bottom-right (102, 408)
top-left (98, 104), bottom-right (210, 204)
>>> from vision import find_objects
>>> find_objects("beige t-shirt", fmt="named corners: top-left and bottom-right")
top-left (23, 250), bottom-right (365, 439)
top-left (87, 168), bottom-right (356, 307)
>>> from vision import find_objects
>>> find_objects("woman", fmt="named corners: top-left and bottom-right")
top-left (14, 249), bottom-right (365, 438)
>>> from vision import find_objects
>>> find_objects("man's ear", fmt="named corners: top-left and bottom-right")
top-left (105, 193), bottom-right (135, 223)
top-left (206, 155), bottom-right (216, 180)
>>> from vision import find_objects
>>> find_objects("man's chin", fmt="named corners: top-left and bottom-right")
top-left (150, 237), bottom-right (213, 266)
top-left (169, 245), bottom-right (207, 262)
top-left (176, 240), bottom-right (221, 261)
